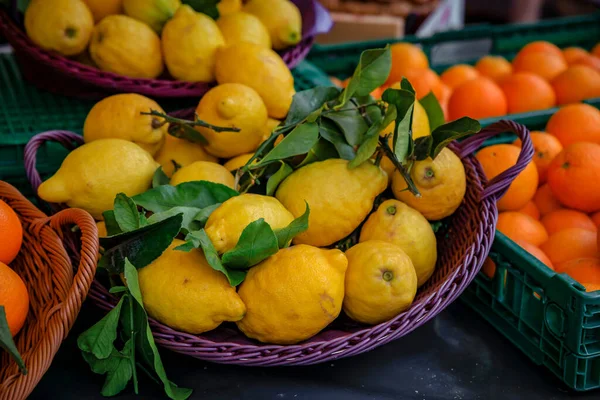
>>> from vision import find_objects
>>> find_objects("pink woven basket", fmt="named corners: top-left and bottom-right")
top-left (0, 0), bottom-right (332, 99)
top-left (23, 120), bottom-right (534, 366)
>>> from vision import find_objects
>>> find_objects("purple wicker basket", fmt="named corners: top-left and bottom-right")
top-left (0, 0), bottom-right (332, 99)
top-left (23, 120), bottom-right (534, 366)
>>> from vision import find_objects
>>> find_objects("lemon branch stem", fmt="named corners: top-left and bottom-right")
top-left (142, 110), bottom-right (240, 133)
top-left (378, 137), bottom-right (421, 197)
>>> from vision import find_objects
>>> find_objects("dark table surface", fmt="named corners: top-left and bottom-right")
top-left (28, 300), bottom-right (598, 400)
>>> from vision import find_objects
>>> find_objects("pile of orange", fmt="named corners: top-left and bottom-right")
top-left (0, 199), bottom-right (29, 337)
top-left (476, 104), bottom-right (600, 292)
top-left (332, 41), bottom-right (600, 122)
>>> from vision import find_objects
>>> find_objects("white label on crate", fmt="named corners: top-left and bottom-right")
top-left (416, 0), bottom-right (465, 38)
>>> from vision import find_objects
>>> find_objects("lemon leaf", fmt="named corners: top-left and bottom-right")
top-left (323, 101), bottom-right (369, 147)
top-left (266, 162), bottom-right (293, 196)
top-left (419, 92), bottom-right (445, 131)
top-left (273, 203), bottom-right (310, 248)
top-left (0, 306), bottom-right (26, 375)
top-left (296, 138), bottom-right (338, 168)
top-left (114, 193), bottom-right (141, 233)
top-left (349, 105), bottom-right (397, 168)
top-left (337, 46), bottom-right (391, 107)
top-left (147, 206), bottom-right (205, 234)
top-left (254, 122), bottom-right (319, 167)
top-left (413, 136), bottom-right (433, 161)
top-left (382, 84), bottom-right (416, 164)
top-left (81, 342), bottom-right (134, 397)
top-left (152, 167), bottom-right (170, 188)
top-left (430, 117), bottom-right (481, 159)
top-left (319, 119), bottom-right (356, 160)
top-left (221, 219), bottom-right (279, 269)
top-left (102, 210), bottom-right (123, 237)
top-left (182, 0), bottom-right (220, 19)
top-left (77, 297), bottom-right (124, 359)
top-left (133, 181), bottom-right (238, 213)
top-left (284, 87), bottom-right (341, 126)
top-left (99, 214), bottom-right (183, 274)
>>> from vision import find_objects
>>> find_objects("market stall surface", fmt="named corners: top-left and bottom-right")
top-left (29, 301), bottom-right (596, 400)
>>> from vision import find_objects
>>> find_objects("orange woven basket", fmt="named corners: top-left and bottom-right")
top-left (0, 181), bottom-right (98, 400)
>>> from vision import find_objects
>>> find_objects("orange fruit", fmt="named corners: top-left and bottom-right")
top-left (545, 103), bottom-right (600, 147)
top-left (591, 212), bottom-right (600, 228)
top-left (512, 51), bottom-right (568, 81)
top-left (481, 257), bottom-right (497, 279)
top-left (541, 228), bottom-right (599, 265)
top-left (475, 56), bottom-right (512, 82)
top-left (533, 183), bottom-right (563, 216)
top-left (557, 258), bottom-right (600, 287)
top-left (515, 240), bottom-right (554, 270)
top-left (447, 77), bottom-right (507, 121)
top-left (386, 43), bottom-right (429, 85)
top-left (440, 64), bottom-right (479, 90)
top-left (518, 41), bottom-right (564, 59)
top-left (593, 43), bottom-right (600, 58)
top-left (574, 55), bottom-right (600, 72)
top-left (476, 144), bottom-right (538, 211)
top-left (541, 209), bottom-right (597, 235)
top-left (0, 261), bottom-right (29, 337)
top-left (404, 68), bottom-right (445, 100)
top-left (499, 73), bottom-right (556, 114)
top-left (0, 199), bottom-right (23, 265)
top-left (513, 131), bottom-right (563, 183)
top-left (562, 47), bottom-right (589, 65)
top-left (517, 201), bottom-right (540, 220)
top-left (497, 212), bottom-right (548, 246)
top-left (547, 142), bottom-right (600, 213)
top-left (551, 65), bottom-right (600, 105)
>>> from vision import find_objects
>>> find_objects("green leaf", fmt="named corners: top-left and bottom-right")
top-left (77, 297), bottom-right (125, 359)
top-left (338, 46), bottom-right (392, 106)
top-left (193, 203), bottom-right (221, 227)
top-left (430, 117), bottom-right (481, 158)
top-left (413, 136), bottom-right (433, 161)
top-left (363, 102), bottom-right (384, 126)
top-left (182, 0), bottom-right (220, 19)
top-left (0, 306), bottom-right (26, 375)
top-left (382, 86), bottom-right (416, 163)
top-left (284, 87), bottom-right (341, 126)
top-left (273, 203), bottom-right (310, 248)
top-left (318, 119), bottom-right (356, 160)
top-left (168, 125), bottom-right (209, 146)
top-left (182, 230), bottom-right (246, 286)
top-left (133, 181), bottom-right (238, 213)
top-left (266, 162), bottom-right (293, 196)
top-left (114, 193), bottom-right (141, 233)
top-left (296, 138), bottom-right (339, 168)
top-left (174, 241), bottom-right (195, 252)
top-left (324, 101), bottom-right (369, 147)
top-left (123, 260), bottom-right (193, 400)
top-left (419, 92), bottom-right (445, 131)
top-left (348, 105), bottom-right (397, 168)
top-left (146, 206), bottom-right (204, 234)
top-left (99, 214), bottom-right (183, 274)
top-left (152, 167), bottom-right (171, 188)
top-left (102, 210), bottom-right (123, 236)
top-left (221, 219), bottom-right (279, 269)
top-left (254, 122), bottom-right (319, 167)
top-left (82, 344), bottom-right (133, 397)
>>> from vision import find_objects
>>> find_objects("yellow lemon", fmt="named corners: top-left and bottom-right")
top-left (204, 193), bottom-right (294, 254)
top-left (237, 245), bottom-right (347, 344)
top-left (223, 153), bottom-right (254, 172)
top-left (243, 0), bottom-right (301, 50)
top-left (83, 0), bottom-right (123, 22)
top-left (38, 139), bottom-right (158, 220)
top-left (162, 5), bottom-right (225, 82)
top-left (276, 159), bottom-right (388, 247)
top-left (344, 240), bottom-right (417, 325)
top-left (123, 0), bottom-right (181, 32)
top-left (25, 0), bottom-right (94, 56)
top-left (195, 83), bottom-right (267, 158)
top-left (215, 43), bottom-right (295, 119)
top-left (379, 100), bottom-right (431, 180)
top-left (217, 0), bottom-right (242, 16)
top-left (170, 161), bottom-right (235, 188)
top-left (89, 15), bottom-right (164, 79)
top-left (154, 134), bottom-right (218, 177)
top-left (217, 12), bottom-right (271, 49)
top-left (360, 199), bottom-right (437, 287)
top-left (138, 240), bottom-right (246, 334)
top-left (83, 93), bottom-right (168, 156)
top-left (392, 148), bottom-right (466, 220)
top-left (96, 221), bottom-right (107, 238)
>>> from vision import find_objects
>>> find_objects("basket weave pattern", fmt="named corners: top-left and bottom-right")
top-left (0, 0), bottom-right (331, 99)
top-left (23, 121), bottom-right (533, 366)
top-left (0, 182), bottom-right (98, 400)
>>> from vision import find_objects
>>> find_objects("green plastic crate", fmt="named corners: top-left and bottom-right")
top-left (0, 52), bottom-right (332, 197)
top-left (460, 105), bottom-right (600, 392)
top-left (308, 12), bottom-right (600, 77)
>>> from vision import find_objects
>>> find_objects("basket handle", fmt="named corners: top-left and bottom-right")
top-left (24, 130), bottom-right (84, 193)
top-left (454, 120), bottom-right (534, 201)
